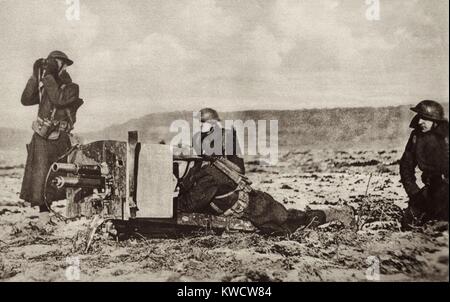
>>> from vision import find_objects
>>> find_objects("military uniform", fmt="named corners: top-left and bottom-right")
top-left (178, 158), bottom-right (326, 234)
top-left (400, 101), bottom-right (449, 226)
top-left (20, 52), bottom-right (83, 207)
top-left (180, 122), bottom-right (245, 213)
top-left (178, 108), bottom-right (326, 234)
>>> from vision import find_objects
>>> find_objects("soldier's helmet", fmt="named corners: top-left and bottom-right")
top-left (410, 100), bottom-right (447, 121)
top-left (47, 50), bottom-right (74, 66)
top-left (200, 108), bottom-right (220, 123)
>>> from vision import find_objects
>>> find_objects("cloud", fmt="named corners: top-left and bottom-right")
top-left (178, 0), bottom-right (240, 39)
top-left (125, 33), bottom-right (196, 72)
top-left (155, 0), bottom-right (242, 50)
top-left (271, 0), bottom-right (366, 70)
top-left (0, 1), bottom-right (100, 55)
top-left (243, 26), bottom-right (283, 70)
top-left (0, 0), bottom-right (448, 132)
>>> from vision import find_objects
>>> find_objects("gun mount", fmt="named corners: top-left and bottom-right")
top-left (47, 131), bottom-right (255, 239)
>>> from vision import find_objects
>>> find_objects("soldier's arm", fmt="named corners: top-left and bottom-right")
top-left (41, 75), bottom-right (80, 108)
top-left (222, 128), bottom-right (245, 174)
top-left (231, 128), bottom-right (245, 174)
top-left (399, 133), bottom-right (420, 197)
top-left (443, 134), bottom-right (449, 176)
top-left (188, 173), bottom-right (219, 212)
top-left (20, 76), bottom-right (40, 106)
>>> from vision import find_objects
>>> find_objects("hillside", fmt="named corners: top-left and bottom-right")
top-left (0, 128), bottom-right (32, 151)
top-left (1, 104), bottom-right (448, 150)
top-left (81, 104), bottom-right (449, 150)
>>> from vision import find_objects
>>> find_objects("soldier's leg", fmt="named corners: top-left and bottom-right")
top-left (401, 188), bottom-right (429, 229)
top-left (178, 174), bottom-right (218, 213)
top-left (243, 190), bottom-right (289, 232)
top-left (244, 190), bottom-right (327, 233)
top-left (428, 180), bottom-right (449, 221)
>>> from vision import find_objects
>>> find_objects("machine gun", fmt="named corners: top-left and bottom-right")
top-left (50, 162), bottom-right (113, 215)
top-left (51, 163), bottom-right (107, 188)
top-left (47, 131), bottom-right (256, 244)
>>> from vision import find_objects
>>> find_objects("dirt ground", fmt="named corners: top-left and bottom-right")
top-left (0, 148), bottom-right (448, 282)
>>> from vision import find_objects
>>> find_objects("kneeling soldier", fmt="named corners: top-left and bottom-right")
top-left (400, 100), bottom-right (449, 229)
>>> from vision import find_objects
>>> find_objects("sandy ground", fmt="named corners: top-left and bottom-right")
top-left (0, 148), bottom-right (448, 282)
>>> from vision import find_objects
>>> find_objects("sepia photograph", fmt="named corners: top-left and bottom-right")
top-left (0, 0), bottom-right (448, 286)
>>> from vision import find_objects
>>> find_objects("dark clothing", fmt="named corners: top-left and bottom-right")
top-left (178, 149), bottom-right (324, 233)
top-left (21, 72), bottom-right (82, 124)
top-left (179, 164), bottom-right (238, 213)
top-left (178, 123), bottom-right (326, 233)
top-left (39, 204), bottom-right (50, 213)
top-left (404, 181), bottom-right (449, 223)
top-left (193, 127), bottom-right (245, 174)
top-left (179, 125), bottom-right (245, 212)
top-left (400, 119), bottom-right (449, 224)
top-left (20, 132), bottom-right (71, 206)
top-left (20, 71), bottom-right (81, 207)
top-left (177, 164), bottom-right (324, 233)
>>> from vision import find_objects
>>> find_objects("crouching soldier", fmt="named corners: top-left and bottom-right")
top-left (400, 100), bottom-right (449, 229)
top-left (20, 51), bottom-right (84, 226)
top-left (178, 108), bottom-right (329, 234)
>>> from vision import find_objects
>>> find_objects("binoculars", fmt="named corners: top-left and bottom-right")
top-left (36, 58), bottom-right (59, 78)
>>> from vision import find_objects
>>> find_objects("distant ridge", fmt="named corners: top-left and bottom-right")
top-left (0, 128), bottom-right (31, 151)
top-left (1, 103), bottom-right (448, 150)
top-left (81, 103), bottom-right (449, 150)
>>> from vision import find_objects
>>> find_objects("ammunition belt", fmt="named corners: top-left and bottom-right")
top-left (210, 190), bottom-right (249, 218)
top-left (32, 117), bottom-right (72, 140)
top-left (36, 117), bottom-right (71, 132)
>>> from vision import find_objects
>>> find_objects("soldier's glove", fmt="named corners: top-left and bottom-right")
top-left (33, 58), bottom-right (45, 78)
top-left (43, 58), bottom-right (59, 77)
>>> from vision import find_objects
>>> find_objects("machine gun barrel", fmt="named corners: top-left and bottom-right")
top-left (52, 176), bottom-right (104, 189)
top-left (51, 163), bottom-right (102, 176)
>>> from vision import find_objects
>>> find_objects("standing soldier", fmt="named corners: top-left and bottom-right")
top-left (400, 100), bottom-right (449, 229)
top-left (20, 50), bottom-right (83, 226)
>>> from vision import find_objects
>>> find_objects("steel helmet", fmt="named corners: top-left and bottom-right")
top-left (410, 100), bottom-right (446, 121)
top-left (200, 108), bottom-right (220, 123)
top-left (47, 50), bottom-right (74, 66)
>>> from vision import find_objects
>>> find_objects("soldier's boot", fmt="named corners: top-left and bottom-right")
top-left (29, 211), bottom-right (57, 232)
top-left (400, 208), bottom-right (413, 231)
top-left (285, 209), bottom-right (326, 232)
top-left (38, 211), bottom-right (51, 224)
top-left (305, 209), bottom-right (327, 226)
top-left (287, 205), bottom-right (356, 232)
top-left (401, 206), bottom-right (425, 231)
top-left (321, 205), bottom-right (355, 227)
top-left (33, 205), bottom-right (57, 228)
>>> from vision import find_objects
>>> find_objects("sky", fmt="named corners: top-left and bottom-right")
top-left (0, 0), bottom-right (448, 132)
